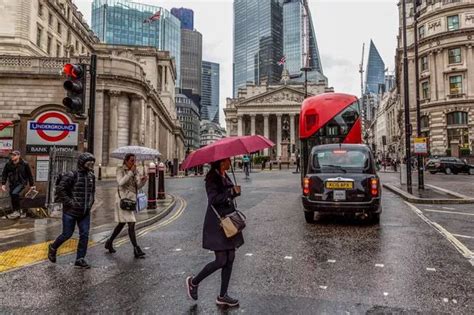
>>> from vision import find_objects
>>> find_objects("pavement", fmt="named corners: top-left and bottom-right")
top-left (0, 170), bottom-right (472, 314)
top-left (0, 179), bottom-right (176, 272)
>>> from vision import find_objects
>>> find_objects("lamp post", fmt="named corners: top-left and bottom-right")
top-left (414, 0), bottom-right (424, 190)
top-left (402, 0), bottom-right (413, 194)
top-left (299, 0), bottom-right (311, 98)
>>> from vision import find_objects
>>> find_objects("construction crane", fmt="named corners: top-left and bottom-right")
top-left (359, 43), bottom-right (366, 142)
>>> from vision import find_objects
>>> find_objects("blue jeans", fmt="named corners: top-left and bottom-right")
top-left (9, 184), bottom-right (24, 211)
top-left (51, 213), bottom-right (91, 260)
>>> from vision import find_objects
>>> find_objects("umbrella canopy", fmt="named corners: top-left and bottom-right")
top-left (110, 146), bottom-right (161, 161)
top-left (181, 135), bottom-right (274, 170)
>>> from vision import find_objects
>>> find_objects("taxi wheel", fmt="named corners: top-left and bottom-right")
top-left (304, 212), bottom-right (315, 223)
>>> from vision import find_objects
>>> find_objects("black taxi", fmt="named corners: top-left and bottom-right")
top-left (301, 144), bottom-right (381, 223)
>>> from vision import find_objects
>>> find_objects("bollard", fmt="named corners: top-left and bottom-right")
top-left (158, 162), bottom-right (166, 200)
top-left (147, 162), bottom-right (157, 209)
top-left (98, 164), bottom-right (102, 181)
top-left (269, 162), bottom-right (272, 171)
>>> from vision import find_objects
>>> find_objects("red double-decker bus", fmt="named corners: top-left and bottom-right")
top-left (299, 93), bottom-right (362, 177)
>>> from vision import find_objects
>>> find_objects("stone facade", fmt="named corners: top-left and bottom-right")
top-left (200, 120), bottom-right (226, 147)
top-left (176, 93), bottom-right (200, 150)
top-left (224, 80), bottom-right (333, 160)
top-left (397, 0), bottom-right (474, 156)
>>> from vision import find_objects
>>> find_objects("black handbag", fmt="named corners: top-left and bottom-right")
top-left (118, 186), bottom-right (136, 212)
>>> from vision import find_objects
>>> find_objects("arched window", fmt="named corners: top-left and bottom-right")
top-left (447, 111), bottom-right (468, 125)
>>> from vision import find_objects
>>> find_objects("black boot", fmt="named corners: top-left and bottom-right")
top-left (105, 239), bottom-right (116, 253)
top-left (48, 244), bottom-right (57, 263)
top-left (134, 246), bottom-right (145, 259)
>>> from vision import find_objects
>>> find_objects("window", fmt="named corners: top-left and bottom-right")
top-left (46, 35), bottom-right (52, 54)
top-left (75, 40), bottom-right (79, 51)
top-left (422, 81), bottom-right (430, 99)
top-left (56, 43), bottom-right (61, 57)
top-left (447, 111), bottom-right (468, 125)
top-left (447, 15), bottom-right (459, 31)
top-left (448, 48), bottom-right (461, 64)
top-left (418, 25), bottom-right (425, 39)
top-left (57, 22), bottom-right (62, 35)
top-left (420, 116), bottom-right (429, 129)
top-left (420, 55), bottom-right (428, 71)
top-left (449, 75), bottom-right (463, 95)
top-left (38, 1), bottom-right (43, 16)
top-left (36, 26), bottom-right (42, 47)
top-left (48, 13), bottom-right (53, 26)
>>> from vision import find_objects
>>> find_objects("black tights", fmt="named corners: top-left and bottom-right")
top-left (109, 222), bottom-right (138, 247)
top-left (192, 250), bottom-right (235, 297)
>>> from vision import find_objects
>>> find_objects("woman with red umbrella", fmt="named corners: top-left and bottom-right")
top-left (186, 157), bottom-right (243, 307)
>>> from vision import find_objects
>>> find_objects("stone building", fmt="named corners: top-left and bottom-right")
top-left (224, 76), bottom-right (333, 160)
top-left (200, 120), bottom-right (226, 147)
top-left (0, 0), bottom-right (185, 175)
top-left (176, 93), bottom-right (200, 150)
top-left (397, 0), bottom-right (474, 157)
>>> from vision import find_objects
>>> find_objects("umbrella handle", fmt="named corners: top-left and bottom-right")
top-left (230, 163), bottom-right (237, 186)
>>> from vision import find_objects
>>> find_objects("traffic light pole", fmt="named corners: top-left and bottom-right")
top-left (87, 54), bottom-right (97, 154)
top-left (413, 4), bottom-right (424, 190)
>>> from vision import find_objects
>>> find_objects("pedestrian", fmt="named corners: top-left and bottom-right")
top-left (295, 151), bottom-right (301, 173)
top-left (242, 155), bottom-right (250, 178)
top-left (104, 153), bottom-right (148, 258)
top-left (186, 158), bottom-right (243, 307)
top-left (48, 152), bottom-right (96, 269)
top-left (1, 150), bottom-right (35, 219)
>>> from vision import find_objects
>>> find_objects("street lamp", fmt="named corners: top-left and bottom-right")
top-left (402, 0), bottom-right (413, 194)
top-left (299, 0), bottom-right (312, 98)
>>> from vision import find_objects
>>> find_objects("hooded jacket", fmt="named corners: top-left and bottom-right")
top-left (1, 158), bottom-right (34, 187)
top-left (55, 152), bottom-right (96, 218)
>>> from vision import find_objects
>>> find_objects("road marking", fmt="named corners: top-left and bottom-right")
top-left (284, 256), bottom-right (293, 260)
top-left (452, 299), bottom-right (457, 304)
top-left (144, 247), bottom-right (150, 250)
top-left (405, 202), bottom-right (474, 261)
top-left (383, 292), bottom-right (388, 296)
top-left (443, 298), bottom-right (449, 303)
top-left (174, 248), bottom-right (182, 252)
top-left (245, 253), bottom-right (253, 257)
top-left (452, 234), bottom-right (474, 240)
top-left (423, 209), bottom-right (474, 216)
top-left (327, 259), bottom-right (336, 263)
top-left (442, 207), bottom-right (455, 210)
top-left (426, 268), bottom-right (436, 272)
top-left (375, 264), bottom-right (384, 268)
top-left (319, 285), bottom-right (327, 290)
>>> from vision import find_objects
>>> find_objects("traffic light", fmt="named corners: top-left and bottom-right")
top-left (62, 63), bottom-right (86, 115)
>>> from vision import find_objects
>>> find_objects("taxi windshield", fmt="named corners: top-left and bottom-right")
top-left (312, 148), bottom-right (369, 172)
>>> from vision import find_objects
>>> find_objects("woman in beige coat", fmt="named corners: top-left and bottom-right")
top-left (105, 153), bottom-right (148, 258)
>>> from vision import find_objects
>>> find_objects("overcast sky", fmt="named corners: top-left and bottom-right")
top-left (74, 0), bottom-right (399, 125)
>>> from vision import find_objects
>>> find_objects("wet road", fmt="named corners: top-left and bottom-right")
top-left (0, 171), bottom-right (473, 314)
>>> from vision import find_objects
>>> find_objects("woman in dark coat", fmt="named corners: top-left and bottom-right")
top-left (186, 158), bottom-right (243, 307)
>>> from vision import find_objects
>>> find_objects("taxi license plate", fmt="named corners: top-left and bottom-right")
top-left (325, 181), bottom-right (353, 189)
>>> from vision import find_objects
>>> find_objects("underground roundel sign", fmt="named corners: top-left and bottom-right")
top-left (26, 111), bottom-right (79, 154)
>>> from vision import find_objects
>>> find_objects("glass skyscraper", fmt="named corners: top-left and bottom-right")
top-left (283, 0), bottom-right (323, 77)
top-left (171, 8), bottom-right (194, 30)
top-left (233, 0), bottom-right (284, 96)
top-left (365, 40), bottom-right (385, 94)
top-left (201, 61), bottom-right (220, 124)
top-left (91, 0), bottom-right (181, 85)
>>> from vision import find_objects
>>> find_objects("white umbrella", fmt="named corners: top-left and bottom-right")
top-left (110, 146), bottom-right (161, 161)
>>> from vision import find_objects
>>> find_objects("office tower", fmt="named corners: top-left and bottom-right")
top-left (201, 61), bottom-right (220, 124)
top-left (171, 7), bottom-right (194, 30)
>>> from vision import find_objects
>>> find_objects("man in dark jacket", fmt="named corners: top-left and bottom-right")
top-left (48, 152), bottom-right (96, 269)
top-left (1, 151), bottom-right (35, 218)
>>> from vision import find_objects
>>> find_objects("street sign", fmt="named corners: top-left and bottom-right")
top-left (414, 137), bottom-right (428, 155)
top-left (26, 111), bottom-right (78, 154)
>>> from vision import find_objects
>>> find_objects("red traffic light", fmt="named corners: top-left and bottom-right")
top-left (63, 63), bottom-right (83, 79)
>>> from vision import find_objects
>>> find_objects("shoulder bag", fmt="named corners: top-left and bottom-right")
top-left (211, 204), bottom-right (246, 239)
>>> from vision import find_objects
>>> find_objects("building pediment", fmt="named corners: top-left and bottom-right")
top-left (238, 86), bottom-right (307, 107)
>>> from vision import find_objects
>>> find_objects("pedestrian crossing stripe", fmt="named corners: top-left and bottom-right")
top-left (0, 239), bottom-right (94, 273)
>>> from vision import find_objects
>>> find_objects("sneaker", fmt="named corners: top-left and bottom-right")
top-left (9, 211), bottom-right (21, 219)
top-left (186, 276), bottom-right (198, 300)
top-left (74, 258), bottom-right (91, 269)
top-left (216, 294), bottom-right (239, 307)
top-left (48, 244), bottom-right (57, 263)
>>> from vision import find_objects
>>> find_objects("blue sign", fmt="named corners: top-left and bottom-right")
top-left (29, 123), bottom-right (76, 132)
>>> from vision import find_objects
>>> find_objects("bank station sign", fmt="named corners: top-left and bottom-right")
top-left (26, 111), bottom-right (78, 154)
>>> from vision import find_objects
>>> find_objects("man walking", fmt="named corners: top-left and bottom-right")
top-left (48, 152), bottom-right (96, 269)
top-left (1, 151), bottom-right (35, 218)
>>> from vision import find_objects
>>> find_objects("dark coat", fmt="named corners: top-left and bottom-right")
top-left (55, 153), bottom-right (96, 218)
top-left (202, 170), bottom-right (244, 251)
top-left (1, 159), bottom-right (34, 187)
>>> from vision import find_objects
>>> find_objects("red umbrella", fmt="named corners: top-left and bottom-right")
top-left (0, 121), bottom-right (13, 131)
top-left (181, 135), bottom-right (274, 170)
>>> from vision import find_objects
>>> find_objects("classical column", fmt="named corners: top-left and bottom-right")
top-left (237, 115), bottom-right (243, 136)
top-left (146, 106), bottom-right (153, 148)
top-left (130, 95), bottom-right (142, 145)
top-left (108, 90), bottom-right (120, 155)
top-left (93, 90), bottom-right (104, 165)
top-left (290, 113), bottom-right (296, 157)
top-left (155, 114), bottom-right (160, 150)
top-left (276, 114), bottom-right (282, 158)
top-left (467, 44), bottom-right (473, 97)
top-left (250, 114), bottom-right (256, 136)
top-left (263, 114), bottom-right (269, 155)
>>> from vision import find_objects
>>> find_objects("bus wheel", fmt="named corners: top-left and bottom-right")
top-left (304, 211), bottom-right (315, 223)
